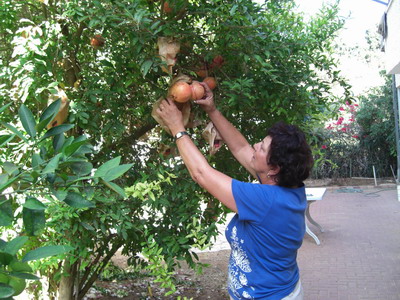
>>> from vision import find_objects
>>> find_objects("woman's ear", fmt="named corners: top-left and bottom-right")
top-left (268, 165), bottom-right (280, 176)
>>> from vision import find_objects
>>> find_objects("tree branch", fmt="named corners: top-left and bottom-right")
top-left (97, 120), bottom-right (158, 157)
top-left (78, 241), bottom-right (124, 300)
top-left (127, 120), bottom-right (158, 142)
top-left (78, 235), bottom-right (118, 290)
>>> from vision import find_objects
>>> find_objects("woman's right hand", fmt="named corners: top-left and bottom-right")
top-left (194, 82), bottom-right (216, 113)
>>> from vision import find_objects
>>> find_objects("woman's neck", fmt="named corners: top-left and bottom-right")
top-left (257, 173), bottom-right (278, 185)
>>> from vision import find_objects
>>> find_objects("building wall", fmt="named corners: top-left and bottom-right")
top-left (386, 0), bottom-right (400, 74)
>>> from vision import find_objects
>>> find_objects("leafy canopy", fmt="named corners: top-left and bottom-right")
top-left (0, 0), bottom-right (350, 298)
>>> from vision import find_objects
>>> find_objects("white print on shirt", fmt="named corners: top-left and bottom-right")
top-left (228, 226), bottom-right (254, 299)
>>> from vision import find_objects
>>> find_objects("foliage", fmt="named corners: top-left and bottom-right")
top-left (0, 100), bottom-right (132, 299)
top-left (0, 0), bottom-right (350, 298)
top-left (311, 74), bottom-right (396, 179)
top-left (312, 100), bottom-right (366, 178)
top-left (357, 74), bottom-right (396, 161)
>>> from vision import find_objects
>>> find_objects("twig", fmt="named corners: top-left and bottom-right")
top-left (78, 241), bottom-right (124, 300)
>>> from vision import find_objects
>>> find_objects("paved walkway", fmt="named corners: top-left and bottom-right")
top-left (199, 185), bottom-right (400, 300)
top-left (298, 186), bottom-right (400, 300)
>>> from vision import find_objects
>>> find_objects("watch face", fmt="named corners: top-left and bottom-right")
top-left (176, 131), bottom-right (188, 140)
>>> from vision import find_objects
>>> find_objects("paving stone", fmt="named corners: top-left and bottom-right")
top-left (298, 186), bottom-right (400, 300)
top-left (193, 186), bottom-right (400, 300)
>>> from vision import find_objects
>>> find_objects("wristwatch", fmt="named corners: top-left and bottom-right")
top-left (175, 131), bottom-right (189, 141)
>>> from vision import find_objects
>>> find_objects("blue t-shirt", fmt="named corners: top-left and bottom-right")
top-left (226, 179), bottom-right (306, 300)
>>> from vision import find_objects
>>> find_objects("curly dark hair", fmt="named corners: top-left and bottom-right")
top-left (267, 122), bottom-right (314, 188)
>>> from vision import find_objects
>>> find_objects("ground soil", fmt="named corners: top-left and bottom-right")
top-left (86, 177), bottom-right (396, 300)
top-left (88, 250), bottom-right (231, 300)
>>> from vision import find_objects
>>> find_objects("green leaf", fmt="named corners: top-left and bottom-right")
top-left (18, 105), bottom-right (36, 139)
top-left (9, 272), bottom-right (40, 280)
top-left (150, 20), bottom-right (161, 30)
top-left (63, 140), bottom-right (87, 157)
top-left (0, 283), bottom-right (14, 298)
top-left (40, 146), bottom-right (47, 158)
top-left (94, 156), bottom-right (121, 178)
top-left (23, 198), bottom-right (46, 211)
top-left (37, 98), bottom-right (62, 134)
top-left (100, 60), bottom-right (114, 68)
top-left (0, 251), bottom-right (14, 265)
top-left (22, 245), bottom-right (74, 262)
top-left (32, 153), bottom-right (43, 168)
top-left (74, 135), bottom-right (88, 143)
top-left (141, 60), bottom-right (153, 77)
top-left (78, 144), bottom-right (93, 156)
top-left (22, 207), bottom-right (45, 236)
top-left (9, 260), bottom-right (32, 272)
top-left (84, 186), bottom-right (95, 198)
top-left (0, 175), bottom-right (21, 194)
top-left (64, 192), bottom-right (95, 208)
top-left (36, 116), bottom-right (53, 136)
top-left (41, 124), bottom-right (74, 140)
top-left (88, 18), bottom-right (100, 28)
top-left (3, 236), bottom-right (29, 256)
top-left (61, 136), bottom-right (73, 149)
top-left (42, 153), bottom-right (62, 174)
top-left (39, 98), bottom-right (61, 123)
top-left (53, 189), bottom-right (68, 201)
top-left (230, 4), bottom-right (238, 16)
top-left (1, 122), bottom-right (28, 142)
top-left (0, 239), bottom-right (6, 250)
top-left (103, 180), bottom-right (126, 198)
top-left (80, 222), bottom-right (95, 231)
top-left (0, 135), bottom-right (15, 148)
top-left (0, 174), bottom-right (8, 186)
top-left (0, 102), bottom-right (12, 114)
top-left (0, 198), bottom-right (12, 227)
top-left (148, 190), bottom-right (155, 201)
top-left (71, 162), bottom-right (93, 176)
top-left (2, 162), bottom-right (19, 176)
top-left (103, 164), bottom-right (133, 182)
top-left (53, 133), bottom-right (65, 152)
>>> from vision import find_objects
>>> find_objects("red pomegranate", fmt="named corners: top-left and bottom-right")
top-left (169, 81), bottom-right (192, 103)
top-left (90, 34), bottom-right (105, 49)
top-left (190, 81), bottom-right (205, 100)
top-left (202, 77), bottom-right (217, 90)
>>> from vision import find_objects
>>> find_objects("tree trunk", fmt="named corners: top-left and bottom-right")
top-left (78, 241), bottom-right (123, 300)
top-left (58, 259), bottom-right (77, 300)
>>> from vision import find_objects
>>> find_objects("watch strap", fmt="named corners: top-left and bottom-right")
top-left (175, 131), bottom-right (189, 141)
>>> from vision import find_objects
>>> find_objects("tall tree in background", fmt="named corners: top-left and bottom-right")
top-left (310, 26), bottom-right (396, 180)
top-left (357, 74), bottom-right (396, 171)
top-left (0, 0), bottom-right (350, 298)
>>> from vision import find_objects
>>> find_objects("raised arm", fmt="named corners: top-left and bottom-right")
top-left (155, 98), bottom-right (237, 212)
top-left (196, 83), bottom-right (257, 178)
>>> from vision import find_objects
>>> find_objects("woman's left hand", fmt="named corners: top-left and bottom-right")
top-left (155, 97), bottom-right (185, 134)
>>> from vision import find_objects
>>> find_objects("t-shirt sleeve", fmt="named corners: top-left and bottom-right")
top-left (232, 179), bottom-right (275, 223)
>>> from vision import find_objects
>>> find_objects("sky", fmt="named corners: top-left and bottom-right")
top-left (295, 0), bottom-right (389, 95)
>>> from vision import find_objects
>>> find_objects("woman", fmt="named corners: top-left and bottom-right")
top-left (156, 83), bottom-right (313, 300)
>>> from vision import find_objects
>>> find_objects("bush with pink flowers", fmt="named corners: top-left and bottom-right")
top-left (311, 75), bottom-right (396, 180)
